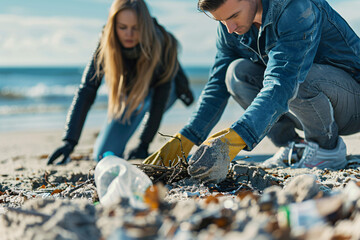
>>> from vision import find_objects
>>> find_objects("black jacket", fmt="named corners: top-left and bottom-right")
top-left (62, 23), bottom-right (193, 148)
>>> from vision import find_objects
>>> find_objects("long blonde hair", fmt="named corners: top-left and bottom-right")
top-left (96, 0), bottom-right (179, 122)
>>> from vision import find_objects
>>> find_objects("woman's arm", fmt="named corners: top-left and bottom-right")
top-left (127, 80), bottom-right (171, 159)
top-left (62, 45), bottom-right (104, 145)
top-left (139, 81), bottom-right (171, 146)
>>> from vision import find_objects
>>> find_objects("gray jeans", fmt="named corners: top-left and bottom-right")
top-left (225, 59), bottom-right (360, 149)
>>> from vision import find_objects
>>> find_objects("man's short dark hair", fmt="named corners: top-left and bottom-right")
top-left (197, 0), bottom-right (227, 12)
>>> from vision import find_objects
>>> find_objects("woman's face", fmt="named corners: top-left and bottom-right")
top-left (115, 9), bottom-right (140, 48)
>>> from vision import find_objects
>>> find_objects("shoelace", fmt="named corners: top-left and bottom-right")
top-left (287, 142), bottom-right (308, 167)
top-left (299, 143), bottom-right (317, 167)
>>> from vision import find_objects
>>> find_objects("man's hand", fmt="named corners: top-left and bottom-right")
top-left (188, 128), bottom-right (246, 184)
top-left (143, 133), bottom-right (194, 166)
top-left (47, 141), bottom-right (75, 165)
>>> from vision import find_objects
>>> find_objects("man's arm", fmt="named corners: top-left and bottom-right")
top-left (180, 23), bottom-right (240, 145)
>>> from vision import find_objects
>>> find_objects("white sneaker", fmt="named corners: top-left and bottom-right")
top-left (295, 137), bottom-right (347, 170)
top-left (261, 141), bottom-right (305, 168)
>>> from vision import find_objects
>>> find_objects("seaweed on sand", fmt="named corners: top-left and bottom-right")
top-left (135, 132), bottom-right (190, 185)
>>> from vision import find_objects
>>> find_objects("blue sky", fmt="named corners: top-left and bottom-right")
top-left (1, 0), bottom-right (359, 67)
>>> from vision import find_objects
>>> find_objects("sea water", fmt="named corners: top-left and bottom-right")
top-left (0, 66), bottom-right (243, 132)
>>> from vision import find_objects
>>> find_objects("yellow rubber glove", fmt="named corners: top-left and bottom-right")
top-left (188, 128), bottom-right (246, 184)
top-left (142, 133), bottom-right (194, 166)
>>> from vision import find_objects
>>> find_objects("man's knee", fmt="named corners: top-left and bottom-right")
top-left (295, 64), bottom-right (333, 99)
top-left (225, 58), bottom-right (257, 93)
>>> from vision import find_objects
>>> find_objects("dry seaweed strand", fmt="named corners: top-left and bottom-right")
top-left (61, 179), bottom-right (95, 198)
top-left (157, 132), bottom-right (189, 169)
top-left (155, 132), bottom-right (189, 184)
top-left (136, 132), bottom-right (190, 184)
top-left (136, 162), bottom-right (189, 185)
top-left (167, 159), bottom-right (185, 184)
top-left (43, 171), bottom-right (56, 187)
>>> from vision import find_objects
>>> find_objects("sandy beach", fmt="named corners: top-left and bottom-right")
top-left (3, 121), bottom-right (360, 163)
top-left (1, 122), bottom-right (360, 239)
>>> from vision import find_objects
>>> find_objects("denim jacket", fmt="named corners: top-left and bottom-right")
top-left (180, 0), bottom-right (360, 150)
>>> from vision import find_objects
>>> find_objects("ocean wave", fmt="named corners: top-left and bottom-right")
top-left (0, 105), bottom-right (66, 115)
top-left (0, 67), bottom-right (84, 77)
top-left (0, 83), bottom-right (108, 99)
top-left (0, 103), bottom-right (108, 115)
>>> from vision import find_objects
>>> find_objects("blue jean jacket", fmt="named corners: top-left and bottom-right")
top-left (180, 0), bottom-right (360, 150)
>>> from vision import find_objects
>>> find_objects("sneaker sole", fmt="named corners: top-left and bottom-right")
top-left (307, 158), bottom-right (348, 170)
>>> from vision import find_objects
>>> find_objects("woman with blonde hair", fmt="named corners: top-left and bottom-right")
top-left (47, 0), bottom-right (193, 164)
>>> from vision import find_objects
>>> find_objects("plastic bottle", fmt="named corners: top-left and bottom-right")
top-left (278, 200), bottom-right (325, 232)
top-left (94, 152), bottom-right (153, 208)
top-left (277, 195), bottom-right (343, 233)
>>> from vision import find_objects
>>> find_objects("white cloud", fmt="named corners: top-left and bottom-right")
top-left (0, 1), bottom-right (218, 67)
top-left (149, 0), bottom-right (218, 66)
top-left (0, 14), bottom-right (104, 66)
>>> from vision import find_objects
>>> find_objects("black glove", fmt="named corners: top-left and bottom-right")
top-left (174, 64), bottom-right (194, 107)
top-left (47, 140), bottom-right (76, 165)
top-left (178, 89), bottom-right (194, 106)
top-left (126, 142), bottom-right (149, 160)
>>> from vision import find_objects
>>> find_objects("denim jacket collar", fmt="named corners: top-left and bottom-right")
top-left (237, 0), bottom-right (289, 56)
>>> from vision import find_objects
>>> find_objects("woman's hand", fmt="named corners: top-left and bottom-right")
top-left (47, 141), bottom-right (75, 165)
top-left (126, 143), bottom-right (149, 160)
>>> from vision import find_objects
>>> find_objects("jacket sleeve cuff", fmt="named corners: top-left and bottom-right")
top-left (179, 127), bottom-right (204, 146)
top-left (231, 122), bottom-right (259, 151)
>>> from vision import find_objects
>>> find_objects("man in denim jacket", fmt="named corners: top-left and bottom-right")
top-left (144, 0), bottom-right (360, 184)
